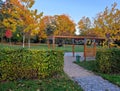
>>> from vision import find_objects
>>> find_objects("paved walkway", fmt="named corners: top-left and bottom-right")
top-left (64, 55), bottom-right (120, 91)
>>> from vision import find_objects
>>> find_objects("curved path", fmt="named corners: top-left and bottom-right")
top-left (64, 54), bottom-right (120, 91)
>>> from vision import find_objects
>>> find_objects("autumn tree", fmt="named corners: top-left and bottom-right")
top-left (6, 0), bottom-right (43, 48)
top-left (0, 0), bottom-right (22, 45)
top-left (39, 16), bottom-right (56, 37)
top-left (78, 16), bottom-right (91, 35)
top-left (93, 3), bottom-right (120, 41)
top-left (77, 2), bottom-right (120, 45)
top-left (5, 29), bottom-right (12, 45)
top-left (54, 14), bottom-right (76, 36)
top-left (39, 14), bottom-right (76, 37)
top-left (0, 0), bottom-right (4, 43)
top-left (0, 0), bottom-right (13, 43)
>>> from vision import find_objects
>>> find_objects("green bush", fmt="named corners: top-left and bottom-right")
top-left (96, 48), bottom-right (120, 74)
top-left (0, 48), bottom-right (64, 81)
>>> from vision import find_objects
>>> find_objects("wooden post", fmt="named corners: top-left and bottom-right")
top-left (84, 38), bottom-right (86, 61)
top-left (72, 38), bottom-right (75, 57)
top-left (47, 38), bottom-right (50, 49)
top-left (84, 44), bottom-right (86, 61)
top-left (52, 36), bottom-right (55, 49)
top-left (72, 44), bottom-right (75, 57)
top-left (93, 39), bottom-right (96, 57)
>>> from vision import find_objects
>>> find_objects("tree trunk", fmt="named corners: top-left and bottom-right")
top-left (1, 34), bottom-right (3, 45)
top-left (28, 34), bottom-right (31, 49)
top-left (23, 34), bottom-right (25, 48)
top-left (9, 38), bottom-right (11, 46)
top-left (0, 30), bottom-right (3, 45)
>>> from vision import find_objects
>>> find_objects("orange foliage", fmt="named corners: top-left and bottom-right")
top-left (54, 14), bottom-right (76, 36)
top-left (39, 14), bottom-right (76, 37)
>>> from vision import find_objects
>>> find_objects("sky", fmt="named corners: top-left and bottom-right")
top-left (2, 0), bottom-right (120, 24)
top-left (32, 0), bottom-right (120, 24)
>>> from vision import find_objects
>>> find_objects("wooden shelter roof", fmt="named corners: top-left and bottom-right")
top-left (48, 35), bottom-right (105, 40)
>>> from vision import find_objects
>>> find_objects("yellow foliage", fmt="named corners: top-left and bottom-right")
top-left (109, 43), bottom-right (118, 48)
top-left (92, 3), bottom-right (120, 40)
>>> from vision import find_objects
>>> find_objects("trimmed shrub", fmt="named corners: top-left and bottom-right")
top-left (0, 48), bottom-right (64, 81)
top-left (96, 48), bottom-right (120, 74)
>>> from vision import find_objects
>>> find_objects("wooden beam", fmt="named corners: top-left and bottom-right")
top-left (84, 38), bottom-right (86, 61)
top-left (47, 38), bottom-right (50, 49)
top-left (48, 35), bottom-right (105, 40)
top-left (72, 44), bottom-right (75, 57)
top-left (52, 36), bottom-right (55, 49)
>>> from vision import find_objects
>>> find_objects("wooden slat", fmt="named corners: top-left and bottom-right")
top-left (85, 47), bottom-right (96, 57)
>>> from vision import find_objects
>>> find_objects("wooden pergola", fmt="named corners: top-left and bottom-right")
top-left (47, 36), bottom-right (105, 61)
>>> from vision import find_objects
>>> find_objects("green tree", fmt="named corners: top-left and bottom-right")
top-left (39, 16), bottom-right (56, 37)
top-left (12, 26), bottom-right (22, 44)
top-left (78, 16), bottom-right (91, 35)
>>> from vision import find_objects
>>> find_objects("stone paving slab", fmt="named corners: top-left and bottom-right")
top-left (74, 76), bottom-right (120, 91)
top-left (64, 55), bottom-right (120, 91)
top-left (64, 56), bottom-right (94, 78)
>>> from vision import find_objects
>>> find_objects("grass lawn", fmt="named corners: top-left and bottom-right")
top-left (0, 43), bottom-right (84, 52)
top-left (99, 74), bottom-right (120, 87)
top-left (76, 61), bottom-right (120, 87)
top-left (0, 73), bottom-right (83, 91)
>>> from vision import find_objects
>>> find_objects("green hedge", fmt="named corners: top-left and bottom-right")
top-left (0, 48), bottom-right (64, 81)
top-left (96, 48), bottom-right (120, 74)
